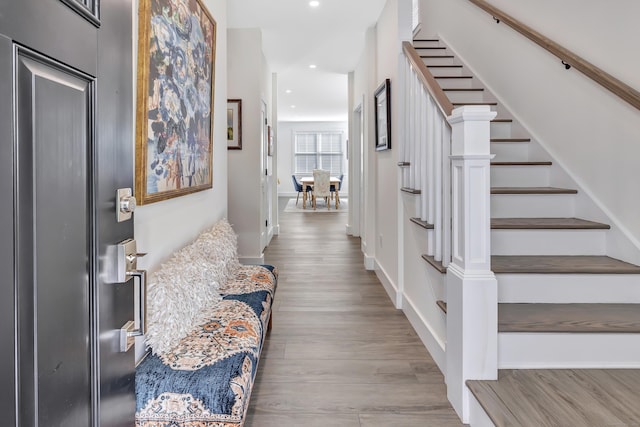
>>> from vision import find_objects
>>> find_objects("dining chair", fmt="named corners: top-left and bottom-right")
top-left (292, 175), bottom-right (312, 206)
top-left (312, 169), bottom-right (331, 209)
top-left (330, 173), bottom-right (344, 200)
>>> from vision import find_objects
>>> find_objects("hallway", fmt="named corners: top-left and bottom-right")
top-left (245, 201), bottom-right (464, 426)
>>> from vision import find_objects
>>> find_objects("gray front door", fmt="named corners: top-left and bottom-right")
top-left (0, 1), bottom-right (135, 426)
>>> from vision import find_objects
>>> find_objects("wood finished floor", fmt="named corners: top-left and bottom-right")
top-left (468, 370), bottom-right (640, 427)
top-left (245, 202), bottom-right (465, 426)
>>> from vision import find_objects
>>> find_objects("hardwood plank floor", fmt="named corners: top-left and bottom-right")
top-left (246, 202), bottom-right (464, 426)
top-left (468, 369), bottom-right (640, 427)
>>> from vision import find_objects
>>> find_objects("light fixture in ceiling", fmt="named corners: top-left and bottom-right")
top-left (290, 105), bottom-right (296, 109)
top-left (309, 64), bottom-right (317, 69)
top-left (285, 89), bottom-right (292, 94)
top-left (309, 1), bottom-right (320, 7)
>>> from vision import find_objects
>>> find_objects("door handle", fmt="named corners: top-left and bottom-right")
top-left (119, 269), bottom-right (147, 352)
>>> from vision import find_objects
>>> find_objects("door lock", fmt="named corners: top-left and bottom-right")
top-left (117, 188), bottom-right (136, 222)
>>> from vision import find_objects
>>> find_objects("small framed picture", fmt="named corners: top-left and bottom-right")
top-left (267, 125), bottom-right (274, 156)
top-left (374, 79), bottom-right (391, 151)
top-left (227, 99), bottom-right (242, 150)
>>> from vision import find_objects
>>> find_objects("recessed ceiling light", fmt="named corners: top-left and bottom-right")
top-left (309, 64), bottom-right (317, 69)
top-left (309, 1), bottom-right (320, 7)
top-left (285, 89), bottom-right (292, 94)
top-left (290, 105), bottom-right (296, 109)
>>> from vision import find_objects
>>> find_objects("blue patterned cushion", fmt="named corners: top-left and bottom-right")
top-left (135, 265), bottom-right (277, 427)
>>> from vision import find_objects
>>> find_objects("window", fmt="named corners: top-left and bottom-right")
top-left (294, 131), bottom-right (343, 176)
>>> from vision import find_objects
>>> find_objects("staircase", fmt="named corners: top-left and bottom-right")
top-left (408, 38), bottom-right (640, 425)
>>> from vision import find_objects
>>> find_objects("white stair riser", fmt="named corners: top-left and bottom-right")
top-left (492, 229), bottom-right (606, 256)
top-left (436, 77), bottom-right (475, 89)
top-left (445, 90), bottom-right (487, 104)
top-left (489, 121), bottom-right (513, 138)
top-left (499, 333), bottom-right (640, 369)
top-left (497, 273), bottom-right (640, 303)
top-left (421, 56), bottom-right (456, 66)
top-left (491, 194), bottom-right (575, 218)
top-left (490, 143), bottom-right (530, 162)
top-left (491, 166), bottom-right (550, 187)
top-left (429, 67), bottom-right (464, 77)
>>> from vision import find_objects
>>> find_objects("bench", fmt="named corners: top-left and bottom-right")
top-left (135, 219), bottom-right (277, 426)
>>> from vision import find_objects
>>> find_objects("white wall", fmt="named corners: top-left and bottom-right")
top-left (374, 0), bottom-right (403, 294)
top-left (420, 0), bottom-right (640, 259)
top-left (277, 121), bottom-right (348, 197)
top-left (227, 28), bottom-right (273, 263)
top-left (134, 0), bottom-right (228, 272)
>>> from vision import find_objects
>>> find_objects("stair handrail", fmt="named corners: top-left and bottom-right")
top-left (468, 0), bottom-right (640, 111)
top-left (402, 41), bottom-right (454, 117)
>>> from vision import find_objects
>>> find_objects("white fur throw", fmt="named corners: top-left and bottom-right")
top-left (145, 219), bottom-right (241, 355)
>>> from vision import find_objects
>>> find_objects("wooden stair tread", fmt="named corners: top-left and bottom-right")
top-left (467, 369), bottom-right (640, 427)
top-left (421, 255), bottom-right (446, 273)
top-left (421, 55), bottom-right (454, 58)
top-left (414, 46), bottom-right (446, 49)
top-left (453, 102), bottom-right (498, 106)
top-left (491, 118), bottom-right (513, 123)
top-left (437, 301), bottom-right (640, 333)
top-left (401, 187), bottom-right (421, 194)
top-left (443, 88), bottom-right (484, 92)
top-left (491, 218), bottom-right (610, 229)
top-left (492, 255), bottom-right (640, 274)
top-left (427, 65), bottom-right (463, 68)
top-left (434, 75), bottom-right (473, 79)
top-left (499, 303), bottom-right (640, 333)
top-left (410, 217), bottom-right (434, 229)
top-left (491, 138), bottom-right (530, 142)
top-left (424, 255), bottom-right (640, 274)
top-left (491, 161), bottom-right (551, 166)
top-left (397, 161), bottom-right (410, 167)
top-left (491, 187), bottom-right (577, 194)
top-left (413, 39), bottom-right (440, 42)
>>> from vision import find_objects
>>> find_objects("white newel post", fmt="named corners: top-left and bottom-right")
top-left (445, 106), bottom-right (498, 423)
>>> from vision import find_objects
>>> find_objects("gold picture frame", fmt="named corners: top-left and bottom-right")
top-left (135, 0), bottom-right (217, 205)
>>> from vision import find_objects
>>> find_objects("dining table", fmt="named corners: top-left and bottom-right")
top-left (300, 176), bottom-right (341, 209)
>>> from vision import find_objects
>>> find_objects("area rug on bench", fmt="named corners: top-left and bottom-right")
top-left (283, 197), bottom-right (348, 212)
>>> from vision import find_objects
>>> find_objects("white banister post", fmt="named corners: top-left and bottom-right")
top-left (445, 105), bottom-right (497, 423)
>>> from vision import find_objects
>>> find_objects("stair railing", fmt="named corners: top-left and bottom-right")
top-left (400, 41), bottom-right (453, 267)
top-left (401, 40), bottom-right (498, 423)
top-left (468, 0), bottom-right (640, 111)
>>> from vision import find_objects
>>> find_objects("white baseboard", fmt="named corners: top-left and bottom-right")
top-left (374, 261), bottom-right (401, 309)
top-left (346, 224), bottom-right (352, 235)
top-left (279, 192), bottom-right (298, 198)
top-left (469, 391), bottom-right (495, 427)
top-left (273, 224), bottom-right (280, 236)
top-left (364, 254), bottom-right (375, 271)
top-left (402, 293), bottom-right (447, 374)
top-left (239, 254), bottom-right (265, 265)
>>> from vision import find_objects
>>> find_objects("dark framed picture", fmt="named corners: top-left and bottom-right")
top-left (267, 125), bottom-right (274, 156)
top-left (374, 78), bottom-right (391, 151)
top-left (227, 99), bottom-right (242, 149)
top-left (135, 0), bottom-right (216, 205)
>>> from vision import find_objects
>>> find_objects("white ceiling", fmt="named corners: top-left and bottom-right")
top-left (227, 0), bottom-right (387, 122)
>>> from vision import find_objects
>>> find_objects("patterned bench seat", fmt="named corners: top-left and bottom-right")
top-left (135, 264), bottom-right (277, 427)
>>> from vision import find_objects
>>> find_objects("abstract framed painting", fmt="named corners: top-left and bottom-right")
top-left (374, 78), bottom-right (391, 151)
top-left (135, 0), bottom-right (216, 205)
top-left (227, 99), bottom-right (242, 149)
